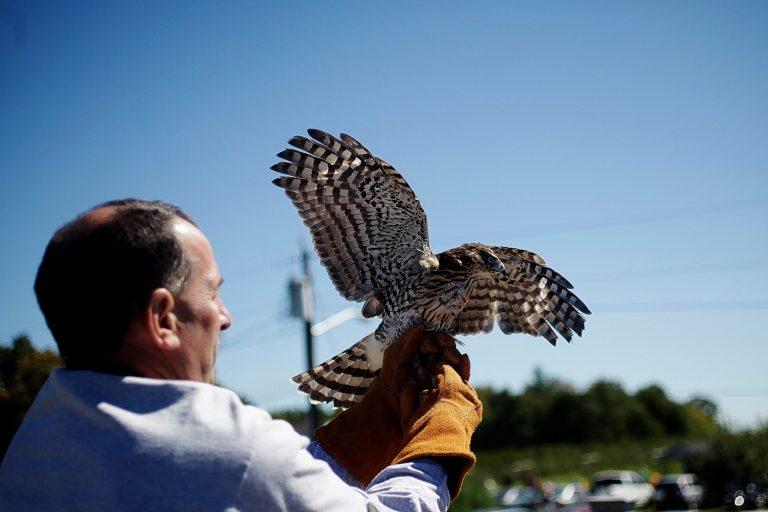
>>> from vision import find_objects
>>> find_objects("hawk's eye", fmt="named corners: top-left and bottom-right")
top-left (481, 252), bottom-right (504, 273)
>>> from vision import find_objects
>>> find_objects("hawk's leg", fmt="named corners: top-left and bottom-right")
top-left (413, 330), bottom-right (472, 383)
top-left (412, 352), bottom-right (440, 389)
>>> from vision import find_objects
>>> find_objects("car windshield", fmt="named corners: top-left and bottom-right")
top-left (595, 479), bottom-right (623, 486)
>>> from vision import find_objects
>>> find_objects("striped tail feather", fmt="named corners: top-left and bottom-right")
top-left (290, 333), bottom-right (379, 409)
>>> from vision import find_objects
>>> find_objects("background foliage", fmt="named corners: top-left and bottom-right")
top-left (473, 367), bottom-right (718, 449)
top-left (0, 334), bottom-right (62, 461)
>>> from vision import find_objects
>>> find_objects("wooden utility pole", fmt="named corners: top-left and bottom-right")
top-left (301, 248), bottom-right (320, 436)
top-left (289, 246), bottom-right (319, 437)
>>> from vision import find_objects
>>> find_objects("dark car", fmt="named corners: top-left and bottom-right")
top-left (654, 474), bottom-right (703, 510)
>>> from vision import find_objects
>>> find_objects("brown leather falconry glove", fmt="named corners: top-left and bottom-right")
top-left (393, 360), bottom-right (482, 500)
top-left (315, 324), bottom-right (481, 500)
top-left (314, 324), bottom-right (429, 485)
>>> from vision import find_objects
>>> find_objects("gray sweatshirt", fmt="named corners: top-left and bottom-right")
top-left (0, 369), bottom-right (450, 511)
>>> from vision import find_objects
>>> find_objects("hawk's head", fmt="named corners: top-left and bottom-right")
top-left (447, 243), bottom-right (507, 280)
top-left (477, 247), bottom-right (507, 279)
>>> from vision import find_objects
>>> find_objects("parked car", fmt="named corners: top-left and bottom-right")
top-left (552, 482), bottom-right (592, 512)
top-left (500, 485), bottom-right (546, 508)
top-left (590, 470), bottom-right (655, 509)
top-left (653, 474), bottom-right (704, 510)
top-left (495, 483), bottom-right (591, 512)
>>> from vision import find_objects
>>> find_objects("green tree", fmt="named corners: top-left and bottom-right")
top-left (518, 368), bottom-right (579, 444)
top-left (582, 379), bottom-right (648, 440)
top-left (0, 334), bottom-right (62, 461)
top-left (635, 384), bottom-right (685, 436)
top-left (474, 386), bottom-right (523, 449)
top-left (682, 396), bottom-right (719, 437)
top-left (473, 371), bottom-right (718, 450)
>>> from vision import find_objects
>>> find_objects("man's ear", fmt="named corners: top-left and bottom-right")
top-left (146, 288), bottom-right (180, 351)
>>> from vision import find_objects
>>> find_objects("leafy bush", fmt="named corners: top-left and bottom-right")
top-left (0, 334), bottom-right (62, 461)
top-left (473, 368), bottom-right (718, 449)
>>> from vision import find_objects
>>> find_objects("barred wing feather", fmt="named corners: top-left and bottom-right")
top-left (272, 129), bottom-right (432, 303)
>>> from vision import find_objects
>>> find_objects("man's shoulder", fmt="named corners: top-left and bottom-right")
top-left (40, 369), bottom-right (278, 440)
top-left (0, 371), bottom-right (310, 510)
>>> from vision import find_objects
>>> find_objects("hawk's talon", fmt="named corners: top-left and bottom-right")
top-left (412, 353), bottom-right (438, 389)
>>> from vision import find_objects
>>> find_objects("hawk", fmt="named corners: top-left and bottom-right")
top-left (272, 129), bottom-right (590, 408)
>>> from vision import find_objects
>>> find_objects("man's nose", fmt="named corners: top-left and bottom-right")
top-left (219, 302), bottom-right (233, 331)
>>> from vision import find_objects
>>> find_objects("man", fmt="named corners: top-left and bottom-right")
top-left (0, 199), bottom-right (482, 511)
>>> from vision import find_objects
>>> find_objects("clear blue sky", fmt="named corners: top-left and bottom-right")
top-left (1, 1), bottom-right (767, 427)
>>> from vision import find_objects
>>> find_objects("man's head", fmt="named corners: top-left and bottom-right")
top-left (34, 199), bottom-right (231, 382)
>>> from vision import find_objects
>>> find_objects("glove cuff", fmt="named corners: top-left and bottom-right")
top-left (391, 382), bottom-right (482, 499)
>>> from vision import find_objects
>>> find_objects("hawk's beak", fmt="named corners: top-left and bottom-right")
top-left (491, 259), bottom-right (507, 277)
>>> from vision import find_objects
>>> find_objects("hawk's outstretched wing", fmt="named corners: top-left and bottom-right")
top-left (272, 129), bottom-right (433, 303)
top-left (453, 247), bottom-right (590, 344)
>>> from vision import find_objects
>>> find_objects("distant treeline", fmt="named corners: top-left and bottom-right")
top-left (473, 368), bottom-right (719, 449)
top-left (0, 334), bottom-right (62, 461)
top-left (0, 334), bottom-right (722, 461)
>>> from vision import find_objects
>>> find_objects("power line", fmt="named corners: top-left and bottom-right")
top-left (219, 332), bottom-right (288, 353)
top-left (219, 313), bottom-right (285, 351)
top-left (508, 196), bottom-right (768, 237)
top-left (221, 255), bottom-right (299, 282)
top-left (593, 299), bottom-right (768, 313)
top-left (429, 196), bottom-right (768, 244)
top-left (694, 388), bottom-right (768, 398)
top-left (574, 258), bottom-right (768, 283)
